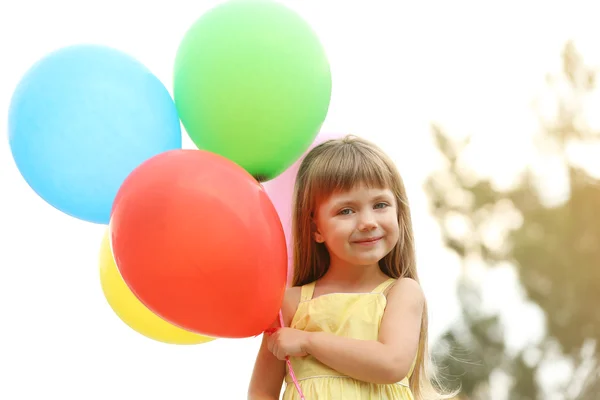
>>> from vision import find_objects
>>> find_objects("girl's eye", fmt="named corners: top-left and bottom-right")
top-left (339, 208), bottom-right (353, 215)
top-left (374, 202), bottom-right (388, 209)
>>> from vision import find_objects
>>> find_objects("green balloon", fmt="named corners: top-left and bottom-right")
top-left (173, 0), bottom-right (332, 181)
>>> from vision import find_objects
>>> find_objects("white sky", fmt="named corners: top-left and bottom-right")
top-left (1, 1), bottom-right (598, 399)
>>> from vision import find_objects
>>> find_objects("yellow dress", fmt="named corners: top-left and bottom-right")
top-left (282, 278), bottom-right (415, 400)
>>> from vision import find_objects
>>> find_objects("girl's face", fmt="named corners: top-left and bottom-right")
top-left (313, 183), bottom-right (399, 268)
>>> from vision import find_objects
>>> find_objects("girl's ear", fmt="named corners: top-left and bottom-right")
top-left (314, 231), bottom-right (325, 243)
top-left (311, 218), bottom-right (325, 243)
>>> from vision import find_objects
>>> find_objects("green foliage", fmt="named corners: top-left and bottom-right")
top-left (426, 41), bottom-right (600, 399)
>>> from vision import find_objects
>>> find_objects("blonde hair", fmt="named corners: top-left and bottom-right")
top-left (291, 135), bottom-right (457, 400)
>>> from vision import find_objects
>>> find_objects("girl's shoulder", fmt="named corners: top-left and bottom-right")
top-left (384, 277), bottom-right (425, 310)
top-left (386, 277), bottom-right (422, 295)
top-left (390, 277), bottom-right (421, 291)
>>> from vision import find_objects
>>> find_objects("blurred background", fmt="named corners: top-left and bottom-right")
top-left (427, 39), bottom-right (600, 399)
top-left (1, 1), bottom-right (598, 399)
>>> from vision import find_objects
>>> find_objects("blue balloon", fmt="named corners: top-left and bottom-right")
top-left (8, 44), bottom-right (182, 224)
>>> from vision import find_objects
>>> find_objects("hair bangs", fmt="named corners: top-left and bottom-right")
top-left (307, 141), bottom-right (394, 207)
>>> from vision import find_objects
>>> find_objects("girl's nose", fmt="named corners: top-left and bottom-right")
top-left (357, 212), bottom-right (377, 231)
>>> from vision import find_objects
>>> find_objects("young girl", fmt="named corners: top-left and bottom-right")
top-left (248, 136), bottom-right (455, 400)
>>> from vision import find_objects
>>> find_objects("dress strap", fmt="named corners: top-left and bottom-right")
top-left (300, 281), bottom-right (316, 302)
top-left (371, 278), bottom-right (396, 294)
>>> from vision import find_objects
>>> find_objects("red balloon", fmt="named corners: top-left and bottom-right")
top-left (110, 149), bottom-right (287, 338)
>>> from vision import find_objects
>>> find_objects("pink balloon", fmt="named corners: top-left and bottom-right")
top-left (263, 132), bottom-right (344, 285)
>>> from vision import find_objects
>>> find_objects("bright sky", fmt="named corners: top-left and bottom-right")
top-left (1, 1), bottom-right (599, 399)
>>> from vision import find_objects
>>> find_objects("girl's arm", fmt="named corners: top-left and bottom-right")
top-left (248, 287), bottom-right (301, 400)
top-left (247, 326), bottom-right (285, 400)
top-left (304, 278), bottom-right (424, 384)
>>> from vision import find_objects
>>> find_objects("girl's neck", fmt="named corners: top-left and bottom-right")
top-left (320, 258), bottom-right (388, 290)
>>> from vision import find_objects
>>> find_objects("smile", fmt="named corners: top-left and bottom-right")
top-left (352, 236), bottom-right (383, 246)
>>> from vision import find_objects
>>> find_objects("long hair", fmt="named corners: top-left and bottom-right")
top-left (290, 135), bottom-right (457, 399)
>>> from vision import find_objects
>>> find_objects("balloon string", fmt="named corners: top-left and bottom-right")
top-left (278, 309), bottom-right (306, 400)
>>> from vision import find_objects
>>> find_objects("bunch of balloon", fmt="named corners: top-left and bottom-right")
top-left (109, 0), bottom-right (332, 340)
top-left (8, 43), bottom-right (188, 342)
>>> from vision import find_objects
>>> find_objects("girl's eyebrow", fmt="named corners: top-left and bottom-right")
top-left (372, 193), bottom-right (394, 202)
top-left (330, 199), bottom-right (356, 209)
top-left (331, 190), bottom-right (394, 209)
top-left (330, 194), bottom-right (392, 209)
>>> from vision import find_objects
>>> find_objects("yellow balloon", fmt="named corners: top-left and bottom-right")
top-left (99, 229), bottom-right (215, 345)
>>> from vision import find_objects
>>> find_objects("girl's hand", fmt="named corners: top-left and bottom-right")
top-left (265, 327), bottom-right (310, 360)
